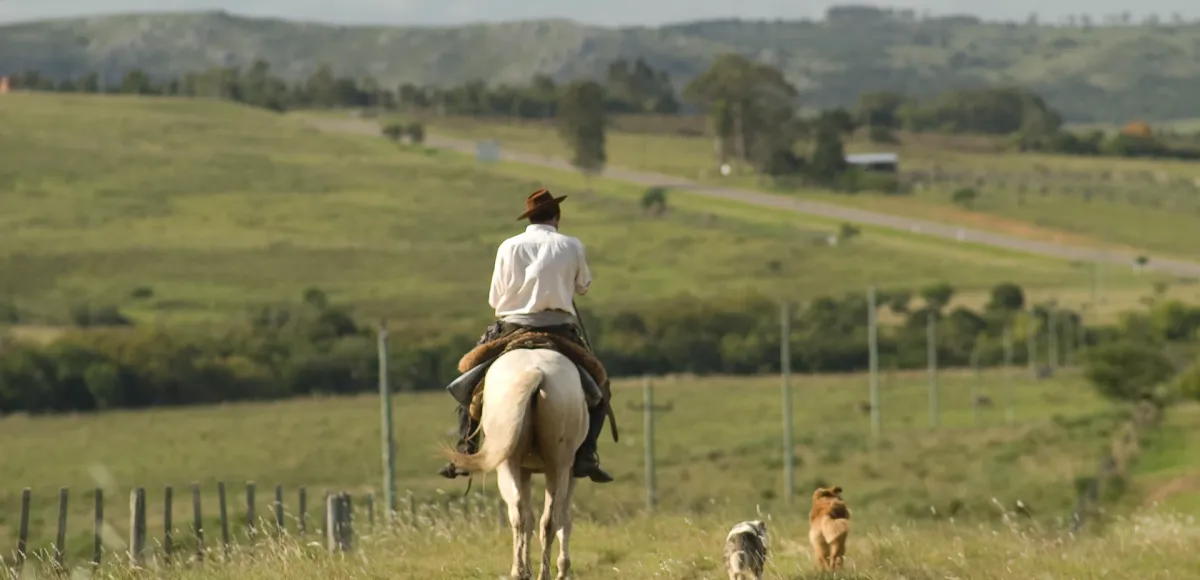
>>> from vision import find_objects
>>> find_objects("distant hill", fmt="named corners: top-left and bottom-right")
top-left (3, 8), bottom-right (1200, 123)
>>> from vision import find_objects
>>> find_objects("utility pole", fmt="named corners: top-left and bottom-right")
top-left (970, 335), bottom-right (983, 426)
top-left (867, 286), bottom-right (880, 439)
top-left (1047, 308), bottom-right (1059, 369)
top-left (629, 375), bottom-right (673, 512)
top-left (1003, 324), bottom-right (1015, 424)
top-left (1026, 311), bottom-right (1038, 380)
top-left (781, 301), bottom-right (795, 505)
top-left (927, 310), bottom-right (939, 429)
top-left (377, 321), bottom-right (396, 520)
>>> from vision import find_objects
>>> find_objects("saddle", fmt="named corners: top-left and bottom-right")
top-left (447, 329), bottom-right (610, 422)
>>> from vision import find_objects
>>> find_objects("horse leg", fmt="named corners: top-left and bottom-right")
top-left (555, 475), bottom-right (578, 580)
top-left (500, 461), bottom-right (533, 580)
top-left (537, 482), bottom-right (556, 580)
top-left (538, 466), bottom-right (574, 580)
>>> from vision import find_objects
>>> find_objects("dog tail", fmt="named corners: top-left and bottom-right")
top-left (728, 551), bottom-right (746, 577)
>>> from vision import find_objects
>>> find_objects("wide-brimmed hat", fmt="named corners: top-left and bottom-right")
top-left (516, 188), bottom-right (568, 220)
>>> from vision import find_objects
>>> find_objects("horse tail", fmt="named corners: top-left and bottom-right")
top-left (445, 367), bottom-right (544, 474)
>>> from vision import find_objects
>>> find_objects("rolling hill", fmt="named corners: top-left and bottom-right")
top-left (3, 92), bottom-right (1155, 332)
top-left (4, 8), bottom-right (1200, 122)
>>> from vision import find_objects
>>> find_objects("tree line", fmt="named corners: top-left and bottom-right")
top-left (3, 282), bottom-right (1200, 415)
top-left (1, 56), bottom-right (680, 118)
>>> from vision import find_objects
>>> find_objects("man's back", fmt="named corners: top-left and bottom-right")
top-left (490, 224), bottom-right (591, 318)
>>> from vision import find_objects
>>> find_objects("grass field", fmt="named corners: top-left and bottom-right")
top-left (77, 511), bottom-right (1200, 579)
top-left (405, 115), bottom-right (1200, 262)
top-left (0, 93), bottom-right (1170, 335)
top-left (1, 367), bottom-right (1154, 569)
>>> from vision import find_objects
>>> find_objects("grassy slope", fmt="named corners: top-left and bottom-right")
top-left (0, 93), bottom-right (1158, 332)
top-left (410, 115), bottom-right (1200, 265)
top-left (1129, 403), bottom-right (1200, 515)
top-left (5, 12), bottom-right (1200, 121)
top-left (1, 369), bottom-right (1128, 565)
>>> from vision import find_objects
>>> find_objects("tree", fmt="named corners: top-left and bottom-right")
top-left (684, 54), bottom-right (800, 170)
top-left (856, 91), bottom-right (907, 128)
top-left (604, 58), bottom-right (680, 114)
top-left (807, 124), bottom-right (847, 182)
top-left (640, 187), bottom-right (668, 216)
top-left (920, 283), bottom-right (955, 312)
top-left (951, 187), bottom-right (979, 209)
top-left (815, 108), bottom-right (857, 135)
top-left (557, 80), bottom-right (608, 178)
top-left (120, 69), bottom-right (154, 95)
top-left (985, 283), bottom-right (1025, 313)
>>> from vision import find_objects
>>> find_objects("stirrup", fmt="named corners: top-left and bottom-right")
top-left (572, 453), bottom-right (614, 483)
top-left (438, 462), bottom-right (470, 479)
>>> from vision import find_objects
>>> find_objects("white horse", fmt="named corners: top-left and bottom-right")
top-left (445, 347), bottom-right (588, 580)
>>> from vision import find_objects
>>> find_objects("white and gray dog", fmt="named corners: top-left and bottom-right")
top-left (723, 519), bottom-right (768, 580)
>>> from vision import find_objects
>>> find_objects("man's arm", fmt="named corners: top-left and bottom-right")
top-left (574, 239), bottom-right (592, 296)
top-left (488, 244), bottom-right (509, 309)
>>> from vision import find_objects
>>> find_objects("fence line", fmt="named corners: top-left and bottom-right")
top-left (5, 482), bottom-right (506, 573)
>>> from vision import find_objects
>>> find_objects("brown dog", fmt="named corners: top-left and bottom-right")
top-left (809, 486), bottom-right (851, 570)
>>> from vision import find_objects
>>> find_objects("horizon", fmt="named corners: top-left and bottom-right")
top-left (2, 1), bottom-right (1200, 28)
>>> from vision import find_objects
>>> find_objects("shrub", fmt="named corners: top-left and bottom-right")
top-left (1083, 341), bottom-right (1176, 403)
top-left (381, 123), bottom-right (405, 141)
top-left (405, 122), bottom-right (426, 144)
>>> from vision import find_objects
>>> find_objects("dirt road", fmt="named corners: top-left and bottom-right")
top-left (305, 116), bottom-right (1200, 278)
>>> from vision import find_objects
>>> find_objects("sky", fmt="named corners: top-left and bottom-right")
top-left (1, 0), bottom-right (1199, 27)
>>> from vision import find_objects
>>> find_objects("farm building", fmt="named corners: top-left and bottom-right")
top-left (845, 152), bottom-right (898, 173)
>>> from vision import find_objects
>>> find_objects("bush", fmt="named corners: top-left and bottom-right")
top-left (0, 284), bottom-right (1195, 415)
top-left (951, 188), bottom-right (979, 208)
top-left (381, 123), bottom-right (405, 141)
top-left (0, 300), bottom-right (20, 323)
top-left (68, 304), bottom-right (133, 327)
top-left (640, 187), bottom-right (668, 215)
top-left (405, 122), bottom-right (426, 144)
top-left (1083, 341), bottom-right (1177, 403)
top-left (837, 167), bottom-right (901, 194)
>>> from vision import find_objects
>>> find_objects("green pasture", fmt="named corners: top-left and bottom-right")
top-left (406, 115), bottom-right (1200, 261)
top-left (0, 94), bottom-right (1165, 335)
top-left (1, 368), bottom-right (1133, 567)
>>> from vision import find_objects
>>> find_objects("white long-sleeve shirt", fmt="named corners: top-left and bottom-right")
top-left (489, 224), bottom-right (592, 318)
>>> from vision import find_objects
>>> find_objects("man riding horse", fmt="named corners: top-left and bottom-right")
top-left (438, 188), bottom-right (614, 484)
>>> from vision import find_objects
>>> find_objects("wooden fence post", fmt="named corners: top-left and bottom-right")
top-left (192, 483), bottom-right (204, 561)
top-left (54, 487), bottom-right (69, 571)
top-left (245, 482), bottom-right (257, 540)
top-left (16, 488), bottom-right (31, 573)
top-left (217, 482), bottom-right (230, 558)
top-left (129, 487), bottom-right (147, 567)
top-left (164, 485), bottom-right (174, 560)
top-left (341, 493), bottom-right (353, 550)
top-left (93, 488), bottom-right (104, 567)
top-left (322, 490), bottom-right (330, 541)
top-left (298, 487), bottom-right (308, 535)
top-left (325, 493), bottom-right (339, 553)
top-left (273, 484), bottom-right (284, 535)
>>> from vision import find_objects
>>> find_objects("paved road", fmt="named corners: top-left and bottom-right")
top-left (306, 116), bottom-right (1200, 278)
